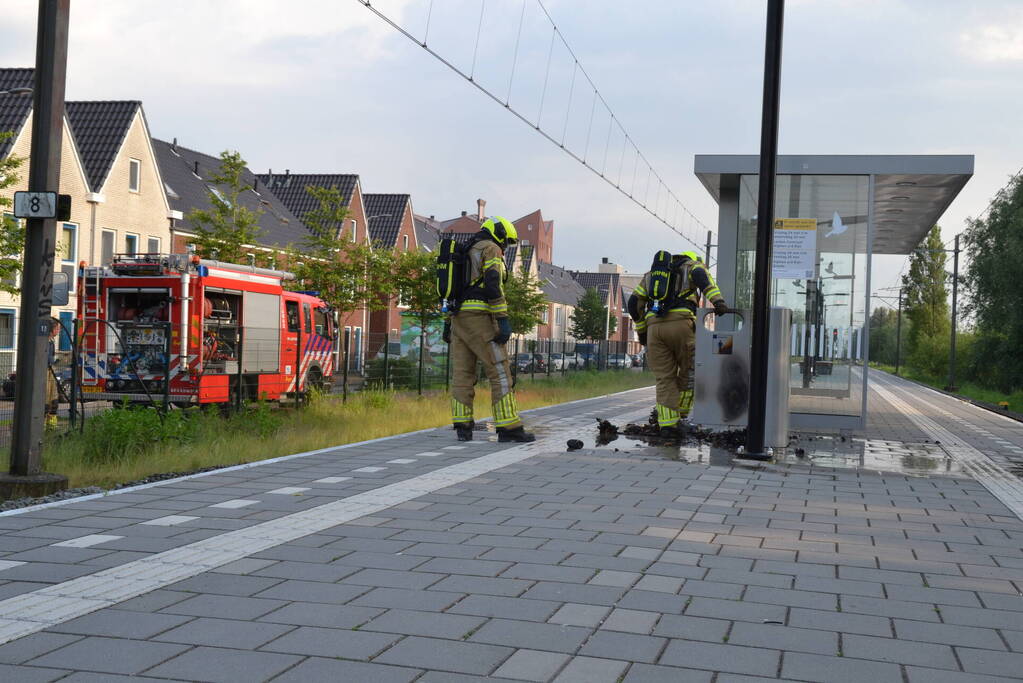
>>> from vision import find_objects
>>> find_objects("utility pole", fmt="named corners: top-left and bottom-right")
top-left (895, 287), bottom-right (903, 376)
top-left (945, 234), bottom-right (960, 392)
top-left (1, 0), bottom-right (71, 499)
top-left (705, 230), bottom-right (714, 265)
top-left (745, 0), bottom-right (785, 461)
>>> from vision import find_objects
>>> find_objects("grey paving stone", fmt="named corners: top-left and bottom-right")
top-left (162, 594), bottom-right (287, 620)
top-left (470, 618), bottom-right (590, 654)
top-left (782, 652), bottom-right (902, 683)
top-left (0, 664), bottom-right (68, 682)
top-left (839, 594), bottom-right (941, 622)
top-left (788, 607), bottom-right (893, 637)
top-left (363, 608), bottom-right (486, 640)
top-left (679, 578), bottom-right (745, 600)
top-left (795, 575), bottom-right (886, 597)
top-left (578, 630), bottom-right (666, 664)
top-left (744, 585), bottom-right (838, 610)
top-left (894, 619), bottom-right (1006, 650)
top-left (660, 640), bottom-right (780, 677)
top-left (417, 557), bottom-right (512, 577)
top-left (333, 551), bottom-right (430, 571)
top-left (521, 581), bottom-right (626, 606)
top-left (633, 574), bottom-right (683, 594)
top-left (552, 656), bottom-right (628, 683)
top-left (505, 563), bottom-right (596, 583)
top-left (344, 568), bottom-right (446, 589)
top-left (260, 625), bottom-right (399, 659)
top-left (112, 589), bottom-right (192, 613)
top-left (355, 587), bottom-right (465, 612)
top-left (905, 666), bottom-right (1017, 682)
top-left (652, 614), bottom-right (730, 643)
top-left (28, 636), bottom-right (189, 675)
top-left (254, 578), bottom-right (369, 604)
top-left (167, 572), bottom-right (283, 596)
top-left (48, 674), bottom-right (179, 683)
top-left (600, 608), bottom-right (659, 634)
top-left (549, 603), bottom-right (610, 628)
top-left (271, 657), bottom-right (422, 683)
top-left (685, 596), bottom-right (787, 624)
top-left (0, 632), bottom-right (81, 665)
top-left (704, 568), bottom-right (793, 589)
top-left (257, 601), bottom-right (382, 628)
top-left (429, 574), bottom-right (532, 597)
top-left (957, 648), bottom-right (1023, 678)
top-left (153, 617), bottom-right (294, 649)
top-left (209, 558), bottom-right (278, 575)
top-left (49, 609), bottom-right (191, 639)
top-left (843, 633), bottom-right (958, 669)
top-left (623, 663), bottom-right (714, 683)
top-left (492, 649), bottom-right (570, 682)
top-left (144, 645), bottom-right (301, 683)
top-left (375, 636), bottom-right (514, 676)
top-left (728, 622), bottom-right (838, 655)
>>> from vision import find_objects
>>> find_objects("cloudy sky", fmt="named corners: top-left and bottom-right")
top-left (1, 0), bottom-right (1020, 300)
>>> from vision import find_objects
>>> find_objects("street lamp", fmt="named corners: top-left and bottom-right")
top-left (596, 284), bottom-right (612, 370)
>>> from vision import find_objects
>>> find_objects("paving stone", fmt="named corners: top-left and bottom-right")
top-left (355, 587), bottom-right (465, 612)
top-left (744, 585), bottom-right (838, 610)
top-left (652, 613), bottom-right (729, 642)
top-left (271, 657), bottom-right (422, 683)
top-left (893, 619), bottom-right (1006, 650)
top-left (0, 664), bottom-right (68, 682)
top-left (549, 603), bottom-right (611, 628)
top-left (843, 633), bottom-right (958, 668)
top-left (623, 663), bottom-right (714, 683)
top-left (470, 618), bottom-right (590, 654)
top-left (492, 649), bottom-right (570, 682)
top-left (905, 666), bottom-right (1017, 682)
top-left (363, 608), bottom-right (486, 640)
top-left (254, 578), bottom-right (369, 604)
top-left (429, 574), bottom-right (532, 597)
top-left (782, 652), bottom-right (902, 683)
top-left (685, 596), bottom-right (787, 623)
top-left (588, 570), bottom-right (639, 587)
top-left (839, 594), bottom-right (940, 621)
top-left (161, 594), bottom-right (287, 620)
top-left (633, 574), bottom-right (683, 593)
top-left (167, 572), bottom-right (283, 596)
top-left (679, 578), bottom-right (744, 600)
top-left (660, 640), bottom-right (780, 676)
top-left (788, 607), bottom-right (893, 637)
top-left (956, 648), bottom-right (1023, 678)
top-left (260, 625), bottom-right (399, 659)
top-left (600, 608), bottom-right (659, 634)
top-left (49, 609), bottom-right (190, 639)
top-left (552, 656), bottom-right (628, 683)
top-left (578, 630), bottom-right (666, 664)
top-left (521, 581), bottom-right (626, 606)
top-left (728, 622), bottom-right (838, 655)
top-left (46, 674), bottom-right (176, 683)
top-left (211, 558), bottom-right (278, 575)
top-left (0, 632), bottom-right (81, 665)
top-left (144, 646), bottom-right (301, 682)
top-left (27, 637), bottom-right (189, 676)
top-left (375, 636), bottom-right (514, 676)
top-left (151, 617), bottom-right (293, 650)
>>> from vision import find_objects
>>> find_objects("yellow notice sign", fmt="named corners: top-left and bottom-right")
top-left (772, 218), bottom-right (818, 279)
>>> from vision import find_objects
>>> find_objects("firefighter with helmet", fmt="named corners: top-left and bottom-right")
top-left (628, 250), bottom-right (728, 437)
top-left (444, 216), bottom-right (535, 443)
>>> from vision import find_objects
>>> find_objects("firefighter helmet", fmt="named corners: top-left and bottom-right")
top-left (481, 216), bottom-right (517, 247)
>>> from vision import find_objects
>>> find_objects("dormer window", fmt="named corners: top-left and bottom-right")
top-left (129, 158), bottom-right (141, 192)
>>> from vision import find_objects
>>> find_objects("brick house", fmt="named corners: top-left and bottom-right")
top-left (513, 209), bottom-right (554, 265)
top-left (537, 262), bottom-right (585, 344)
top-left (363, 193), bottom-right (417, 350)
top-left (569, 270), bottom-right (625, 344)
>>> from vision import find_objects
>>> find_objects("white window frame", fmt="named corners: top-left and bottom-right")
top-left (541, 308), bottom-right (549, 324)
top-left (100, 229), bottom-right (116, 265)
top-left (60, 222), bottom-right (78, 289)
top-left (349, 219), bottom-right (357, 243)
top-left (128, 158), bottom-right (141, 193)
top-left (402, 234), bottom-right (409, 251)
top-left (124, 233), bottom-right (139, 256)
top-left (147, 236), bottom-right (161, 255)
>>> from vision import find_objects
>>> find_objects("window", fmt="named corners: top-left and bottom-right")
top-left (0, 310), bottom-right (14, 349)
top-left (58, 311), bottom-right (73, 351)
top-left (128, 158), bottom-right (141, 192)
top-left (555, 307), bottom-right (564, 325)
top-left (541, 308), bottom-right (549, 324)
top-left (402, 235), bottom-right (409, 251)
top-left (60, 223), bottom-right (77, 288)
top-left (101, 230), bottom-right (115, 265)
top-left (302, 303), bottom-right (312, 333)
top-left (208, 185), bottom-right (230, 207)
top-left (314, 308), bottom-right (329, 337)
top-left (349, 219), bottom-right (357, 242)
top-left (124, 234), bottom-right (138, 256)
top-left (285, 301), bottom-right (300, 332)
top-left (147, 237), bottom-right (160, 254)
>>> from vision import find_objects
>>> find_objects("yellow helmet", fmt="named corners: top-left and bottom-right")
top-left (481, 216), bottom-right (517, 247)
top-left (678, 251), bottom-right (701, 263)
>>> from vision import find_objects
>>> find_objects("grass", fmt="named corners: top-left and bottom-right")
top-left (872, 363), bottom-right (1023, 413)
top-left (41, 370), bottom-right (653, 491)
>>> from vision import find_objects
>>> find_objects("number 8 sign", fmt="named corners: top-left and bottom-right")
top-left (13, 191), bottom-right (57, 219)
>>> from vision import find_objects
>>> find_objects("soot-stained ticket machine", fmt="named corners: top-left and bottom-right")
top-left (693, 307), bottom-right (791, 448)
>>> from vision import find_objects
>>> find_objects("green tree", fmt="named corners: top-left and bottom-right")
top-left (901, 225), bottom-right (949, 371)
top-left (504, 265), bottom-right (549, 335)
top-left (0, 133), bottom-right (26, 294)
top-left (963, 173), bottom-right (1023, 391)
top-left (569, 287), bottom-right (618, 340)
top-left (287, 185), bottom-right (390, 323)
top-left (868, 306), bottom-right (900, 367)
top-left (188, 150), bottom-right (264, 263)
top-left (393, 248), bottom-right (441, 333)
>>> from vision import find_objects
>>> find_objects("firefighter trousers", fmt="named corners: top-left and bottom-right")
top-left (647, 314), bottom-right (695, 427)
top-left (450, 310), bottom-right (522, 429)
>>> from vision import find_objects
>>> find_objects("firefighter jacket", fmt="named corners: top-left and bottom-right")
top-left (459, 238), bottom-right (508, 319)
top-left (628, 261), bottom-right (724, 334)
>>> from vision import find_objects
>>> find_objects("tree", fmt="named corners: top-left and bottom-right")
top-left (570, 287), bottom-right (618, 341)
top-left (188, 150), bottom-right (264, 264)
top-left (504, 265), bottom-right (549, 335)
top-left (393, 248), bottom-right (441, 334)
top-left (286, 185), bottom-right (390, 323)
top-left (901, 225), bottom-right (949, 371)
top-left (868, 306), bottom-right (900, 367)
top-left (0, 133), bottom-right (26, 294)
top-left (963, 173), bottom-right (1023, 391)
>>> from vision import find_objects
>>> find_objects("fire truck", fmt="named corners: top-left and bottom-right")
top-left (76, 254), bottom-right (336, 405)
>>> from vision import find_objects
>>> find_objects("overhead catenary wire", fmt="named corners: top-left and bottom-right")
top-left (354, 0), bottom-right (710, 252)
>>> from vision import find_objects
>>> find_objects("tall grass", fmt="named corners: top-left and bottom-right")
top-left (42, 371), bottom-right (653, 490)
top-left (872, 363), bottom-right (1023, 413)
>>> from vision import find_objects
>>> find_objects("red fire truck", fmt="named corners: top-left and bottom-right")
top-left (77, 254), bottom-right (336, 405)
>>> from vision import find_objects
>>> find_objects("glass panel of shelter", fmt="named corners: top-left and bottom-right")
top-left (736, 174), bottom-right (869, 419)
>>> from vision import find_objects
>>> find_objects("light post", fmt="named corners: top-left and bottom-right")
top-left (597, 283), bottom-right (612, 370)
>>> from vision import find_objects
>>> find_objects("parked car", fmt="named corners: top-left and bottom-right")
top-left (514, 353), bottom-right (546, 373)
top-left (608, 353), bottom-right (629, 368)
top-left (631, 353), bottom-right (645, 367)
top-left (548, 352), bottom-right (566, 371)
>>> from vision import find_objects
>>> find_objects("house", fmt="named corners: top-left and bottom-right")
top-left (412, 214), bottom-right (442, 252)
top-left (513, 209), bottom-right (554, 264)
top-left (569, 270), bottom-right (625, 344)
top-left (537, 262), bottom-right (585, 344)
top-left (362, 193), bottom-right (417, 347)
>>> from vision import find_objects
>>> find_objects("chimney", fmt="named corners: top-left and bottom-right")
top-left (477, 198), bottom-right (486, 222)
top-left (602, 257), bottom-right (609, 264)
top-left (171, 137), bottom-right (177, 152)
top-left (193, 161), bottom-right (199, 176)
top-left (429, 215), bottom-right (435, 220)
top-left (461, 211), bottom-right (467, 217)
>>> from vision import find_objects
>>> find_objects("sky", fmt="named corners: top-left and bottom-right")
top-left (1, 0), bottom-right (1020, 304)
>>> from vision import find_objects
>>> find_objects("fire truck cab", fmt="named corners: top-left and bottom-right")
top-left (77, 254), bottom-right (336, 405)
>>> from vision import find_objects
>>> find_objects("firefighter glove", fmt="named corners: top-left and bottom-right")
top-left (442, 320), bottom-right (451, 344)
top-left (493, 317), bottom-right (512, 345)
top-left (638, 331), bottom-right (647, 346)
top-left (713, 300), bottom-right (729, 316)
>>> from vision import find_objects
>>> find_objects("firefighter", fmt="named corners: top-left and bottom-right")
top-left (628, 251), bottom-right (727, 437)
top-left (443, 216), bottom-right (535, 443)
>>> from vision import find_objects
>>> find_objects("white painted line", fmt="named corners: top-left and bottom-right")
top-left (314, 477), bottom-right (351, 484)
top-left (266, 487), bottom-right (310, 495)
top-left (388, 459), bottom-right (417, 464)
top-left (209, 499), bottom-right (258, 509)
top-left (52, 535), bottom-right (123, 549)
top-left (443, 446), bottom-right (467, 450)
top-left (140, 516), bottom-right (198, 527)
top-left (0, 561), bottom-right (26, 572)
top-left (416, 452), bottom-right (443, 457)
top-left (353, 467), bottom-right (386, 473)
top-left (0, 406), bottom-right (624, 645)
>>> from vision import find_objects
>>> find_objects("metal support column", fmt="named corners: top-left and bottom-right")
top-left (745, 0), bottom-right (785, 460)
top-left (5, 0), bottom-right (70, 496)
top-left (895, 288), bottom-right (903, 376)
top-left (946, 234), bottom-right (960, 392)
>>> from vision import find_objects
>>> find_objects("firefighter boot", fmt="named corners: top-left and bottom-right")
top-left (497, 426), bottom-right (535, 443)
top-left (454, 422), bottom-right (474, 442)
